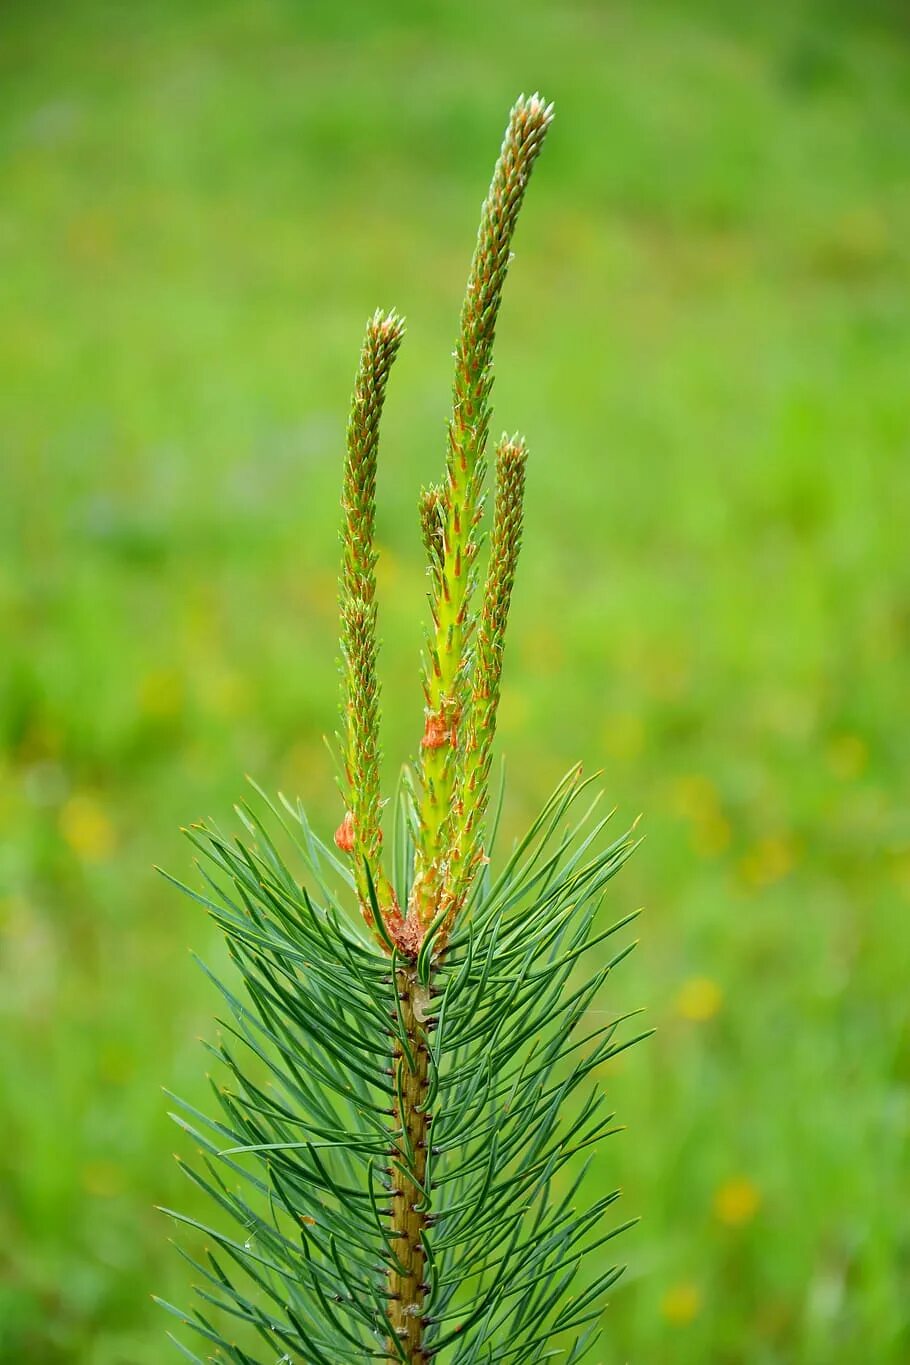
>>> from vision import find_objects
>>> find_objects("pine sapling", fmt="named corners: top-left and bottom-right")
top-left (159, 94), bottom-right (645, 1365)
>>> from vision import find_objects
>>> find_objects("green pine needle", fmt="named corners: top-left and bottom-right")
top-left (163, 771), bottom-right (641, 1362)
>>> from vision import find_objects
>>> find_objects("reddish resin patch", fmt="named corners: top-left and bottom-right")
top-left (386, 905), bottom-right (425, 957)
top-left (421, 702), bottom-right (461, 751)
top-left (421, 710), bottom-right (450, 749)
top-left (334, 811), bottom-right (355, 853)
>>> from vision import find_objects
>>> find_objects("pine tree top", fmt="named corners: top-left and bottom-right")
top-left (335, 94), bottom-right (555, 958)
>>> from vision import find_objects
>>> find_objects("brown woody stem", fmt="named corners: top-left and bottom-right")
top-left (387, 967), bottom-right (432, 1362)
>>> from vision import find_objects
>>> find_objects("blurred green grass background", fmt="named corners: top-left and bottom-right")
top-left (2, 0), bottom-right (909, 1360)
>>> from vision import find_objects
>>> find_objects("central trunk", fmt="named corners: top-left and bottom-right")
top-left (387, 967), bottom-right (432, 1361)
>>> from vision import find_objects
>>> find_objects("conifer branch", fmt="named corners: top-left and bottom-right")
top-left (337, 309), bottom-right (405, 938)
top-left (449, 433), bottom-right (528, 914)
top-left (162, 773), bottom-right (642, 1364)
top-left (412, 93), bottom-right (554, 929)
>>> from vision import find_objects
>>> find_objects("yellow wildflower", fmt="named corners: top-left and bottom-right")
top-left (668, 775), bottom-right (730, 859)
top-left (669, 774), bottom-right (717, 820)
top-left (138, 667), bottom-right (184, 720)
top-left (691, 811), bottom-right (732, 858)
top-left (59, 794), bottom-right (117, 863)
top-left (826, 733), bottom-right (868, 781)
top-left (738, 834), bottom-right (796, 889)
top-left (676, 976), bottom-right (723, 1022)
top-left (714, 1175), bottom-right (761, 1227)
top-left (660, 1281), bottom-right (702, 1325)
top-left (201, 667), bottom-right (251, 718)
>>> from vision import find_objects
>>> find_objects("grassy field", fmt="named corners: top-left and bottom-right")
top-left (2, 1), bottom-right (909, 1360)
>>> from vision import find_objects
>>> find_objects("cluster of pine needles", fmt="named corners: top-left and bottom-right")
top-left (158, 94), bottom-right (644, 1365)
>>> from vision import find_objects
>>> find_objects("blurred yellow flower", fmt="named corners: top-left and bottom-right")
top-left (738, 834), bottom-right (796, 889)
top-left (201, 667), bottom-right (252, 719)
top-left (676, 976), bottom-right (723, 1022)
top-left (660, 1281), bottom-right (702, 1325)
top-left (59, 794), bottom-right (117, 863)
top-left (713, 1175), bottom-right (761, 1227)
top-left (826, 733), bottom-right (868, 781)
top-left (691, 812), bottom-right (732, 858)
top-left (669, 774), bottom-right (717, 820)
top-left (668, 775), bottom-right (731, 859)
top-left (138, 667), bottom-right (184, 720)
